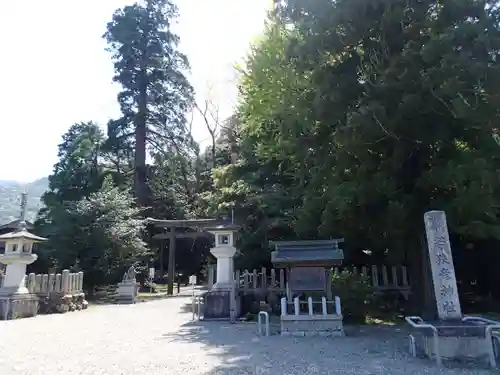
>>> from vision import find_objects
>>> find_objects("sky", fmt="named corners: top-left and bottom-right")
top-left (0, 0), bottom-right (270, 183)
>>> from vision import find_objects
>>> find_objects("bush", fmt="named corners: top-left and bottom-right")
top-left (331, 270), bottom-right (376, 324)
top-left (243, 312), bottom-right (255, 321)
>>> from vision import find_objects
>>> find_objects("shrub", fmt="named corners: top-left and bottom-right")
top-left (331, 270), bottom-right (375, 324)
top-left (243, 312), bottom-right (255, 321)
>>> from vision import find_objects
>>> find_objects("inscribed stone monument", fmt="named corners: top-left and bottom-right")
top-left (423, 210), bottom-right (462, 320)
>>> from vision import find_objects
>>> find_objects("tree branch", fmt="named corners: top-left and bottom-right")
top-left (146, 133), bottom-right (194, 203)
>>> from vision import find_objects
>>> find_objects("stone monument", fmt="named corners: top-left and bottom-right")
top-left (116, 265), bottom-right (137, 304)
top-left (424, 211), bottom-right (462, 320)
top-left (406, 210), bottom-right (500, 367)
top-left (202, 223), bottom-right (240, 320)
top-left (0, 193), bottom-right (47, 319)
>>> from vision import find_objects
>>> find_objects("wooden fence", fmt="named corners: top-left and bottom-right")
top-left (0, 269), bottom-right (84, 296)
top-left (207, 264), bottom-right (410, 293)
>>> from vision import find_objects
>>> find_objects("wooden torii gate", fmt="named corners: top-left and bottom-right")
top-left (146, 218), bottom-right (224, 295)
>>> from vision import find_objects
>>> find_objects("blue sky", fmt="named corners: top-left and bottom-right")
top-left (0, 0), bottom-right (269, 182)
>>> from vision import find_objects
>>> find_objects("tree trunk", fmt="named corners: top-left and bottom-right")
top-left (407, 234), bottom-right (438, 319)
top-left (211, 134), bottom-right (216, 168)
top-left (167, 228), bottom-right (176, 295)
top-left (160, 241), bottom-right (164, 277)
top-left (134, 81), bottom-right (148, 207)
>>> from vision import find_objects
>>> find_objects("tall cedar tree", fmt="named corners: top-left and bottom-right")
top-left (104, 0), bottom-right (194, 207)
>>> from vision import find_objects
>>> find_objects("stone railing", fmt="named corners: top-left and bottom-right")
top-left (0, 270), bottom-right (87, 315)
top-left (279, 296), bottom-right (344, 337)
top-left (0, 269), bottom-right (84, 295)
top-left (281, 296), bottom-right (342, 316)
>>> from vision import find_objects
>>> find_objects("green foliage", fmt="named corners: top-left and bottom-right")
top-left (39, 178), bottom-right (149, 289)
top-left (331, 271), bottom-right (376, 324)
top-left (275, 0), bottom-right (500, 250)
top-left (42, 122), bottom-right (104, 205)
top-left (204, 0), bottom-right (500, 281)
top-left (243, 312), bottom-right (256, 321)
top-left (200, 22), bottom-right (304, 264)
top-left (35, 123), bottom-right (149, 289)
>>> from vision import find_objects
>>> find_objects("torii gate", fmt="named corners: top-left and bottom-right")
top-left (146, 218), bottom-right (224, 295)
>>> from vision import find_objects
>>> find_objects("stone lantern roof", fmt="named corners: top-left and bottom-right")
top-left (204, 223), bottom-right (240, 232)
top-left (0, 229), bottom-right (47, 242)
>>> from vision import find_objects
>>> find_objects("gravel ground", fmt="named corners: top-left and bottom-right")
top-left (0, 296), bottom-right (494, 375)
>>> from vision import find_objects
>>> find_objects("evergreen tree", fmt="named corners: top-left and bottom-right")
top-left (104, 0), bottom-right (194, 207)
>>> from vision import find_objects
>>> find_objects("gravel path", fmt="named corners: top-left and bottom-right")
top-left (0, 297), bottom-right (493, 375)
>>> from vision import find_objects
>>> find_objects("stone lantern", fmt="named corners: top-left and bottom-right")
top-left (206, 224), bottom-right (239, 291)
top-left (0, 193), bottom-right (47, 319)
top-left (202, 223), bottom-right (240, 321)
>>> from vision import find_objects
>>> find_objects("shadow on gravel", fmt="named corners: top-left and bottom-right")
top-left (160, 303), bottom-right (490, 375)
top-left (179, 300), bottom-right (195, 314)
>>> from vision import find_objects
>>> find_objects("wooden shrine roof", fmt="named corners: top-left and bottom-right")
top-left (270, 239), bottom-right (344, 266)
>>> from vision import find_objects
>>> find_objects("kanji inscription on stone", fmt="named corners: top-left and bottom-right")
top-left (440, 284), bottom-right (454, 298)
top-left (424, 210), bottom-right (462, 320)
top-left (442, 300), bottom-right (457, 314)
top-left (438, 268), bottom-right (452, 281)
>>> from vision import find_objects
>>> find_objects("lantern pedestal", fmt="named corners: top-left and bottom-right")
top-left (0, 294), bottom-right (39, 320)
top-left (210, 246), bottom-right (237, 291)
top-left (0, 254), bottom-right (39, 320)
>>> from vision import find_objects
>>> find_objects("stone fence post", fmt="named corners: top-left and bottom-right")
top-left (61, 270), bottom-right (70, 294)
top-left (78, 272), bottom-right (84, 292)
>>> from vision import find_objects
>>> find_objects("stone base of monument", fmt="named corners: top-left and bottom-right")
top-left (201, 289), bottom-right (240, 320)
top-left (422, 320), bottom-right (493, 360)
top-left (280, 314), bottom-right (344, 337)
top-left (116, 282), bottom-right (137, 304)
top-left (423, 335), bottom-right (490, 360)
top-left (0, 293), bottom-right (39, 320)
top-left (406, 316), bottom-right (500, 368)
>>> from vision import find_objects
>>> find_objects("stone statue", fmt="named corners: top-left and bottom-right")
top-left (117, 265), bottom-right (138, 304)
top-left (122, 265), bottom-right (136, 282)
